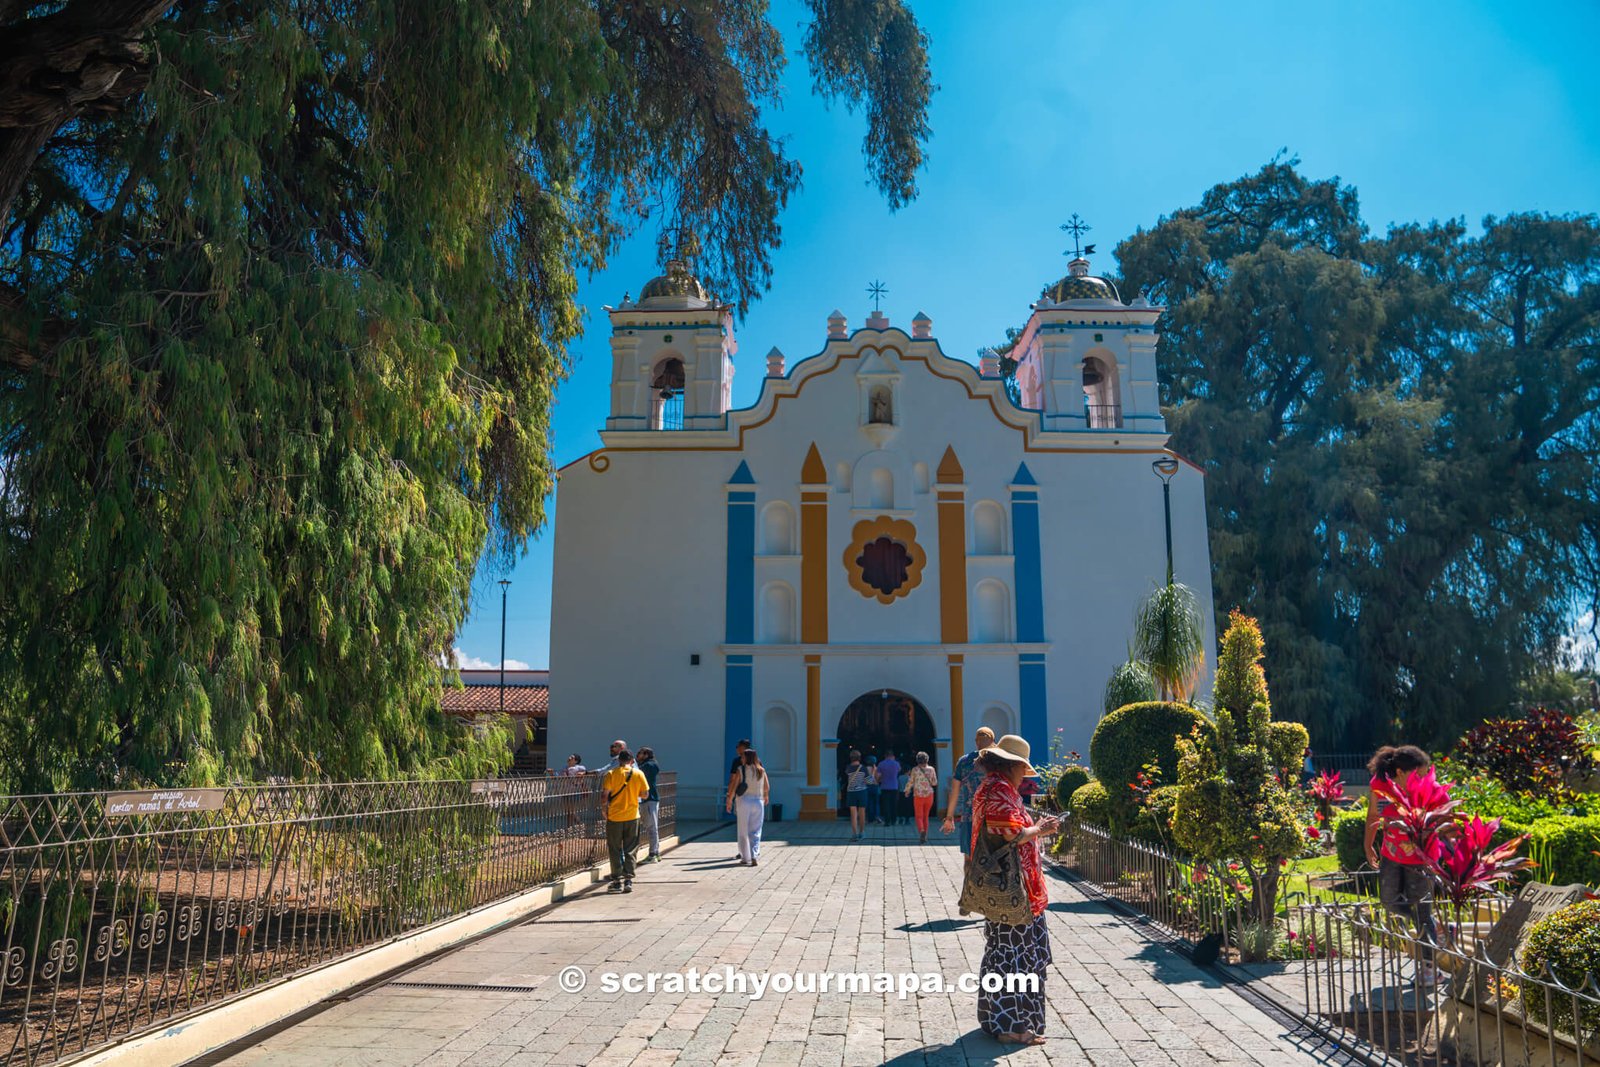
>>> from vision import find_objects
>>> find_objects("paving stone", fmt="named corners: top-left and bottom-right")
top-left (213, 822), bottom-right (1336, 1066)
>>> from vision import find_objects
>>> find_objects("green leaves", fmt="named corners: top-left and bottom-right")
top-left (1116, 159), bottom-right (1600, 751)
top-left (1132, 581), bottom-right (1207, 703)
top-left (0, 0), bottom-right (935, 791)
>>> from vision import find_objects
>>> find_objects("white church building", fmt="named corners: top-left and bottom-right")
top-left (548, 253), bottom-right (1215, 820)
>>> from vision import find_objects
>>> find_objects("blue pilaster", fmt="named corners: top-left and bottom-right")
top-left (725, 462), bottom-right (756, 775)
top-left (1010, 463), bottom-right (1047, 757)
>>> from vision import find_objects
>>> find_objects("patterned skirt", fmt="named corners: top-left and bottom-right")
top-left (978, 913), bottom-right (1052, 1037)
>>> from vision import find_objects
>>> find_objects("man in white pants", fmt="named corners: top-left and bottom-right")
top-left (725, 748), bottom-right (770, 866)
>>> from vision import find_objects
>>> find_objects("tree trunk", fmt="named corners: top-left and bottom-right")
top-left (1254, 865), bottom-right (1281, 926)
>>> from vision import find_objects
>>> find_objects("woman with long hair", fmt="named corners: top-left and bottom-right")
top-left (970, 735), bottom-right (1059, 1046)
top-left (725, 747), bottom-right (770, 866)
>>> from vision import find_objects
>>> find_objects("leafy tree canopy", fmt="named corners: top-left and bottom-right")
top-left (999, 156), bottom-right (1600, 750)
top-left (0, 0), bottom-right (934, 790)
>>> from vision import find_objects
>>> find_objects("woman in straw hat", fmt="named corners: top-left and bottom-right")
top-left (970, 734), bottom-right (1060, 1046)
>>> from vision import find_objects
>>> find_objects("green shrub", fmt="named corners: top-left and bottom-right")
top-left (1090, 701), bottom-right (1213, 825)
top-left (1526, 816), bottom-right (1600, 887)
top-left (1131, 784), bottom-right (1182, 844)
top-left (1521, 899), bottom-right (1600, 1035)
top-left (1054, 766), bottom-right (1091, 810)
top-left (1334, 809), bottom-right (1369, 872)
top-left (1266, 721), bottom-right (1310, 782)
top-left (1071, 780), bottom-right (1111, 827)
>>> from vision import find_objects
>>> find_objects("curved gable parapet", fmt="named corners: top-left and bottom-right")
top-left (594, 324), bottom-right (1170, 455)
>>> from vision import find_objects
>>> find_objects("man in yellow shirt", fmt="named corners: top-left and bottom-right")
top-left (601, 749), bottom-right (651, 893)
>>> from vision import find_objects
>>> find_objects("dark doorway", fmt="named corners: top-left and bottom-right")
top-left (835, 690), bottom-right (938, 817)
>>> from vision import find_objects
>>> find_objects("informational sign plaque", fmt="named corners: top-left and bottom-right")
top-left (104, 788), bottom-right (227, 818)
top-left (1459, 880), bottom-right (1591, 1016)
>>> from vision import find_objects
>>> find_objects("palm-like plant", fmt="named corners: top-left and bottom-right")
top-left (1132, 581), bottom-right (1206, 702)
top-left (1430, 815), bottom-right (1535, 909)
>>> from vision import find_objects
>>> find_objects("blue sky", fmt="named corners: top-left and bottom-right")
top-left (452, 0), bottom-right (1600, 670)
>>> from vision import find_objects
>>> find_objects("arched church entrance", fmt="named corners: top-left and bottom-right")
top-left (835, 689), bottom-right (937, 817)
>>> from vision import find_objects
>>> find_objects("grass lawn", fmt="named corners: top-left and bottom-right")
top-left (1276, 853), bottom-right (1376, 913)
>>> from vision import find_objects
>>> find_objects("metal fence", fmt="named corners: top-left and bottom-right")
top-left (1313, 753), bottom-right (1378, 787)
top-left (1, 773), bottom-right (675, 1065)
top-left (1054, 817), bottom-right (1600, 1066)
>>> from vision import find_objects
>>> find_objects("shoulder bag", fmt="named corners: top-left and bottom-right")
top-left (734, 765), bottom-right (748, 797)
top-left (958, 811), bottom-right (1034, 925)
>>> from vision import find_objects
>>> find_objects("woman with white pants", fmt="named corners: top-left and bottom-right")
top-left (725, 748), bottom-right (770, 866)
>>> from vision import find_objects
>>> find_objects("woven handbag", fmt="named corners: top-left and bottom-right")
top-left (958, 823), bottom-right (1033, 925)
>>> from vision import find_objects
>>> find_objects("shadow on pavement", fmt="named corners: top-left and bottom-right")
top-left (882, 1030), bottom-right (1038, 1065)
top-left (896, 918), bottom-right (982, 933)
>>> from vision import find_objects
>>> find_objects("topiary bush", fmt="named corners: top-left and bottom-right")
top-left (1526, 816), bottom-right (1600, 888)
top-left (1090, 700), bottom-right (1213, 826)
top-left (1266, 720), bottom-right (1310, 782)
top-left (1521, 899), bottom-right (1600, 1035)
top-left (1131, 783), bottom-right (1181, 845)
top-left (1334, 809), bottom-right (1368, 872)
top-left (1071, 780), bottom-right (1111, 827)
top-left (1054, 766), bottom-right (1091, 810)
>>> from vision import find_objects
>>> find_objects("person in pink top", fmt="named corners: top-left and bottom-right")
top-left (1364, 744), bottom-right (1443, 985)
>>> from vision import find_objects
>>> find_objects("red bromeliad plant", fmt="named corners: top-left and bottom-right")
top-left (1370, 766), bottom-right (1458, 865)
top-left (1307, 770), bottom-right (1344, 827)
top-left (1371, 768), bottom-right (1535, 907)
top-left (1429, 815), bottom-right (1535, 909)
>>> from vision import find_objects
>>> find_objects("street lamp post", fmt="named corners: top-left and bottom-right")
top-left (1151, 458), bottom-right (1180, 584)
top-left (496, 575), bottom-right (508, 716)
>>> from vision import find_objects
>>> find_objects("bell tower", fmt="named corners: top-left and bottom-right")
top-left (605, 234), bottom-right (736, 431)
top-left (1011, 219), bottom-right (1164, 433)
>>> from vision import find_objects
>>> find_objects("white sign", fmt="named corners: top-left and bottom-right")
top-left (104, 789), bottom-right (227, 818)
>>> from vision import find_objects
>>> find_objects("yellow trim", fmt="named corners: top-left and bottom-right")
top-left (801, 445), bottom-right (829, 644)
top-left (936, 448), bottom-right (968, 643)
top-left (800, 442), bottom-right (828, 484)
top-left (936, 445), bottom-right (965, 484)
top-left (842, 516), bottom-right (927, 605)
top-left (805, 656), bottom-right (822, 789)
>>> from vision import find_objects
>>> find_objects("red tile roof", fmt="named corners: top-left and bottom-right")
top-left (441, 683), bottom-right (548, 717)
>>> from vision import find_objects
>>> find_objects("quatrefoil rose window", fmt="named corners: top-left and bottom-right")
top-left (843, 517), bottom-right (927, 604)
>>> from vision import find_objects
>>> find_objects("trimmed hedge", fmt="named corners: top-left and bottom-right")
top-left (1333, 809), bottom-right (1368, 872)
top-left (1071, 780), bottom-right (1111, 827)
top-left (1522, 899), bottom-right (1600, 1034)
top-left (1054, 766), bottom-right (1091, 810)
top-left (1090, 701), bottom-right (1213, 825)
top-left (1266, 720), bottom-right (1310, 781)
top-left (1526, 815), bottom-right (1600, 888)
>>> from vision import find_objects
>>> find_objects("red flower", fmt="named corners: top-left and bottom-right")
top-left (1306, 826), bottom-right (1321, 840)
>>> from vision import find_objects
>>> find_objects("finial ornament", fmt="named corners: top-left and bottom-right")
top-left (1060, 213), bottom-right (1097, 260)
top-left (866, 279), bottom-right (888, 312)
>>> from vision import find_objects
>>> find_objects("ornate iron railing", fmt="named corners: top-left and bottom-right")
top-left (0, 773), bottom-right (676, 1065)
top-left (1053, 816), bottom-right (1598, 1065)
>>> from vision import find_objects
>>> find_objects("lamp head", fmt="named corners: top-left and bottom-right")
top-left (1151, 457), bottom-right (1181, 482)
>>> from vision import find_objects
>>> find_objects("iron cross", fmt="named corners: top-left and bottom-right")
top-left (1061, 214), bottom-right (1094, 259)
top-left (866, 280), bottom-right (888, 311)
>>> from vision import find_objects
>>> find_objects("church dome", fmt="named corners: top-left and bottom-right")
top-left (638, 258), bottom-right (710, 308)
top-left (1047, 257), bottom-right (1121, 305)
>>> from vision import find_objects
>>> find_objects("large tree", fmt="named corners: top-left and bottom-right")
top-left (1115, 159), bottom-right (1600, 750)
top-left (0, 0), bottom-right (934, 790)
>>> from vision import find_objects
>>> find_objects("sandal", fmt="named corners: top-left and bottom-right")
top-left (996, 1031), bottom-right (1047, 1046)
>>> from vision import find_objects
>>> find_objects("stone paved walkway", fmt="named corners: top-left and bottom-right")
top-left (218, 822), bottom-right (1340, 1066)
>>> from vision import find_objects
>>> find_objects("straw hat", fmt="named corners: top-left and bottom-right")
top-left (979, 734), bottom-right (1035, 776)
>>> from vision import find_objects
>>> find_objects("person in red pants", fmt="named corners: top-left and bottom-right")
top-left (903, 751), bottom-right (940, 843)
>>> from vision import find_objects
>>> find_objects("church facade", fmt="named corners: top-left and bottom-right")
top-left (548, 255), bottom-right (1215, 819)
